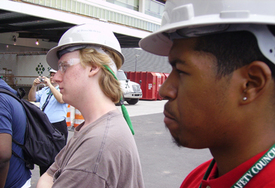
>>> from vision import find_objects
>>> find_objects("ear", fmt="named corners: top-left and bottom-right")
top-left (241, 61), bottom-right (272, 104)
top-left (88, 65), bottom-right (100, 77)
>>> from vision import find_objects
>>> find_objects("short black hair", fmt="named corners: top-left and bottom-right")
top-left (194, 28), bottom-right (275, 79)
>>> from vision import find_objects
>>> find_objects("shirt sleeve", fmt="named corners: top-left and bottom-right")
top-left (47, 137), bottom-right (109, 188)
top-left (46, 146), bottom-right (64, 177)
top-left (52, 169), bottom-right (107, 188)
top-left (35, 87), bottom-right (46, 102)
top-left (0, 95), bottom-right (13, 135)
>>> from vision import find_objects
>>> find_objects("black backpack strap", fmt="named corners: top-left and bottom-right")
top-left (17, 87), bottom-right (26, 99)
top-left (12, 150), bottom-right (26, 163)
top-left (41, 92), bottom-right (53, 111)
top-left (12, 149), bottom-right (34, 169)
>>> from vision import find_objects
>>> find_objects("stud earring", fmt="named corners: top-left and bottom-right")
top-left (243, 97), bottom-right (247, 101)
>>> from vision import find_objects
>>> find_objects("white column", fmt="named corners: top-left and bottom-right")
top-left (139, 0), bottom-right (145, 13)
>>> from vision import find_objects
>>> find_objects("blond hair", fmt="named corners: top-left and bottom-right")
top-left (79, 47), bottom-right (122, 103)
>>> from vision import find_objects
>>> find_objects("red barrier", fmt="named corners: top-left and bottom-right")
top-left (164, 73), bottom-right (169, 79)
top-left (154, 72), bottom-right (165, 100)
top-left (125, 71), bottom-right (168, 100)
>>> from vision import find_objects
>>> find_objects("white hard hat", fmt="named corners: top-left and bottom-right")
top-left (49, 69), bottom-right (57, 73)
top-left (46, 23), bottom-right (124, 70)
top-left (139, 0), bottom-right (275, 63)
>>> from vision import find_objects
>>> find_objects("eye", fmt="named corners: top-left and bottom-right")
top-left (175, 64), bottom-right (188, 76)
top-left (174, 66), bottom-right (186, 75)
top-left (176, 68), bottom-right (185, 74)
top-left (62, 64), bottom-right (70, 72)
top-left (58, 63), bottom-right (69, 73)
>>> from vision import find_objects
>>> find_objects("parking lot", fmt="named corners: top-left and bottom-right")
top-left (31, 100), bottom-right (212, 188)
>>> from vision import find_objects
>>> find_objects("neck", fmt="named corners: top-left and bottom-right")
top-left (81, 102), bottom-right (116, 130)
top-left (210, 134), bottom-right (275, 177)
top-left (74, 92), bottom-right (117, 130)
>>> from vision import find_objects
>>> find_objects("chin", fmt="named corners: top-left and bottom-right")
top-left (172, 137), bottom-right (200, 149)
top-left (172, 137), bottom-right (184, 148)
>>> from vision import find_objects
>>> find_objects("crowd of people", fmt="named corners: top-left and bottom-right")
top-left (1, 0), bottom-right (275, 187)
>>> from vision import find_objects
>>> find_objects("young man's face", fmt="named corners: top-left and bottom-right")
top-left (159, 37), bottom-right (239, 149)
top-left (53, 50), bottom-right (89, 105)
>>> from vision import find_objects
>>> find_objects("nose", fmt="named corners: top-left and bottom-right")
top-left (53, 70), bottom-right (63, 83)
top-left (159, 72), bottom-right (177, 100)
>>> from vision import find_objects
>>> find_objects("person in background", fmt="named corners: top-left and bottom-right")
top-left (139, 0), bottom-right (275, 187)
top-left (0, 78), bottom-right (31, 188)
top-left (36, 23), bottom-right (144, 188)
top-left (28, 69), bottom-right (68, 176)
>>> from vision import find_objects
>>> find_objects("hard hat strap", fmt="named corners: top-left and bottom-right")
top-left (103, 65), bottom-right (135, 135)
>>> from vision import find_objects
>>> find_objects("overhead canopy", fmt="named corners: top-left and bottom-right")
top-left (0, 0), bottom-right (149, 54)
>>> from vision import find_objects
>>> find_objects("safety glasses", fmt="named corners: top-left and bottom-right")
top-left (57, 58), bottom-right (80, 74)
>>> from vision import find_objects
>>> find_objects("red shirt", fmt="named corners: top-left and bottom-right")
top-left (180, 150), bottom-right (275, 188)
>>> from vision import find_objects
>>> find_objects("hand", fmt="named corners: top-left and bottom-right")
top-left (41, 76), bottom-right (51, 86)
top-left (33, 76), bottom-right (50, 86)
top-left (33, 76), bottom-right (44, 86)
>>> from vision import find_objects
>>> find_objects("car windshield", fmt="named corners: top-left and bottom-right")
top-left (117, 71), bottom-right (127, 80)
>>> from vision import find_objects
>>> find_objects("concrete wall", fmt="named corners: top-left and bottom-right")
top-left (0, 54), bottom-right (51, 87)
top-left (0, 48), bottom-right (171, 87)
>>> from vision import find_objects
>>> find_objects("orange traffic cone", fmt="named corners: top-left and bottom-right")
top-left (74, 109), bottom-right (84, 128)
top-left (66, 105), bottom-right (71, 127)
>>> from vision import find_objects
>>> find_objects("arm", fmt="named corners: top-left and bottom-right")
top-left (36, 172), bottom-right (53, 188)
top-left (0, 133), bottom-right (12, 188)
top-left (28, 77), bottom-right (42, 102)
top-left (48, 84), bottom-right (64, 104)
top-left (42, 77), bottom-right (64, 104)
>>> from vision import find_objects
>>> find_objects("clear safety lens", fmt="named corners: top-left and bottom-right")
top-left (57, 58), bottom-right (80, 73)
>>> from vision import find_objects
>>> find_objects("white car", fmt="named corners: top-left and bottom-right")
top-left (117, 70), bottom-right (142, 105)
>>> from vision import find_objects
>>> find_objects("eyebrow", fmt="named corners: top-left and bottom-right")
top-left (57, 61), bottom-right (71, 67)
top-left (169, 59), bottom-right (186, 67)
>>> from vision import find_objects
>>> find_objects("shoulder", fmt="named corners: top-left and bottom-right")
top-left (263, 180), bottom-right (275, 188)
top-left (73, 112), bottom-right (136, 157)
top-left (0, 91), bottom-right (25, 135)
top-left (180, 159), bottom-right (212, 188)
top-left (0, 92), bottom-right (20, 109)
top-left (103, 111), bottom-right (136, 147)
top-left (38, 86), bottom-right (49, 93)
top-left (42, 87), bottom-right (50, 92)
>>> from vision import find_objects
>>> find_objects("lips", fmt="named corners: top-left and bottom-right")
top-left (59, 87), bottom-right (64, 93)
top-left (163, 105), bottom-right (176, 125)
top-left (163, 112), bottom-right (175, 125)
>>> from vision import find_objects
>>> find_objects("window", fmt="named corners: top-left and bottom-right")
top-left (106, 0), bottom-right (139, 11)
top-left (145, 0), bottom-right (164, 18)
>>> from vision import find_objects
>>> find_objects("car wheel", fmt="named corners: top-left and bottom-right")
top-left (126, 99), bottom-right (139, 105)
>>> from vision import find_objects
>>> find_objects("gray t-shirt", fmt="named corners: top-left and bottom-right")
top-left (47, 109), bottom-right (144, 188)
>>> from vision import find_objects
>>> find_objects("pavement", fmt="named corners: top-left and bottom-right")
top-left (30, 100), bottom-right (212, 188)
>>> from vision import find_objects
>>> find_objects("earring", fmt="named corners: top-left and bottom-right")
top-left (243, 97), bottom-right (247, 101)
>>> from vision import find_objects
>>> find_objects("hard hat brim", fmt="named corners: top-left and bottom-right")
top-left (46, 42), bottom-right (125, 70)
top-left (139, 16), bottom-right (275, 56)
